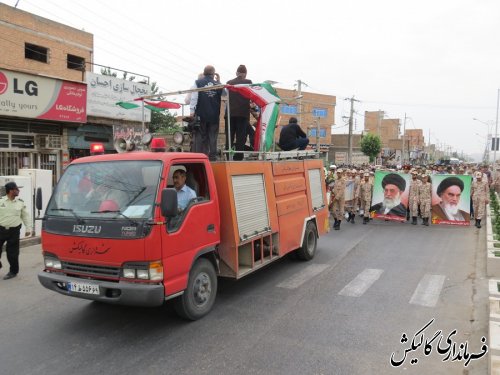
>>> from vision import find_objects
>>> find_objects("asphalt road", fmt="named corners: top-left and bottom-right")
top-left (0, 218), bottom-right (489, 375)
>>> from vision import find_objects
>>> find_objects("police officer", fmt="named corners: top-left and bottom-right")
top-left (0, 182), bottom-right (33, 280)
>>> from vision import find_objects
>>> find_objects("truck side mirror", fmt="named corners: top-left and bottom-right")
top-left (160, 188), bottom-right (178, 218)
top-left (35, 187), bottom-right (43, 215)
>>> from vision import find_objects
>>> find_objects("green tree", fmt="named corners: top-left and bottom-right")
top-left (360, 133), bottom-right (382, 163)
top-left (148, 82), bottom-right (177, 133)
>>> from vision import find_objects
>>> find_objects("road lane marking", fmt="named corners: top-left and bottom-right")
top-left (276, 264), bottom-right (330, 289)
top-left (338, 268), bottom-right (384, 297)
top-left (409, 274), bottom-right (446, 307)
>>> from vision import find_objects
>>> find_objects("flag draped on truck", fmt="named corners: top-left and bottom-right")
top-left (226, 83), bottom-right (281, 152)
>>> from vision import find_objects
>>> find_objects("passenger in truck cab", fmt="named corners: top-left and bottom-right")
top-left (85, 174), bottom-right (129, 211)
top-left (172, 167), bottom-right (196, 212)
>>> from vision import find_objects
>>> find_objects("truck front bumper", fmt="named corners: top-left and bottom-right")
top-left (38, 271), bottom-right (165, 307)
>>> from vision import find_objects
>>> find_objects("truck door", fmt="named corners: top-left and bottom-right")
top-left (161, 161), bottom-right (219, 294)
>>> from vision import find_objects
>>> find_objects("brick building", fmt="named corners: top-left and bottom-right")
top-left (0, 3), bottom-right (94, 182)
top-left (274, 88), bottom-right (335, 155)
top-left (364, 110), bottom-right (400, 147)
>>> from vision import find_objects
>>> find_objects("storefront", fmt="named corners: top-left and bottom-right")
top-left (0, 68), bottom-right (87, 185)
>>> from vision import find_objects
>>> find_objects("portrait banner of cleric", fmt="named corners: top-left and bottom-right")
top-left (431, 175), bottom-right (471, 226)
top-left (370, 172), bottom-right (410, 222)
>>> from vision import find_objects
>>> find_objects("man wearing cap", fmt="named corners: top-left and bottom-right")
top-left (331, 169), bottom-right (346, 230)
top-left (370, 173), bottom-right (407, 217)
top-left (431, 176), bottom-right (470, 223)
top-left (225, 65), bottom-right (252, 161)
top-left (471, 171), bottom-right (489, 228)
top-left (190, 65), bottom-right (223, 161)
top-left (359, 172), bottom-right (373, 224)
top-left (0, 182), bottom-right (33, 280)
top-left (172, 168), bottom-right (197, 212)
top-left (278, 117), bottom-right (309, 151)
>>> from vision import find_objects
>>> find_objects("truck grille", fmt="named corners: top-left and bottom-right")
top-left (62, 261), bottom-right (121, 279)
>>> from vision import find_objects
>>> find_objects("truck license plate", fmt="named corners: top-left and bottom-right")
top-left (67, 281), bottom-right (100, 295)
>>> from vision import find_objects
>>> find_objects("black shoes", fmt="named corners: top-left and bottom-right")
top-left (475, 219), bottom-right (482, 228)
top-left (3, 272), bottom-right (17, 280)
top-left (412, 217), bottom-right (417, 225)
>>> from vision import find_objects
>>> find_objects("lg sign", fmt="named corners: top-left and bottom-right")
top-left (0, 72), bottom-right (38, 96)
top-left (0, 72), bottom-right (7, 95)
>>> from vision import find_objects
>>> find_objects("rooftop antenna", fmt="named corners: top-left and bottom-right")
top-left (14, 0), bottom-right (20, 8)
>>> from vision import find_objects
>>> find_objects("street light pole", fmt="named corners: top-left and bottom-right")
top-left (494, 88), bottom-right (500, 178)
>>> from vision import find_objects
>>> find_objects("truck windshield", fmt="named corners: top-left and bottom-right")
top-left (46, 160), bottom-right (161, 220)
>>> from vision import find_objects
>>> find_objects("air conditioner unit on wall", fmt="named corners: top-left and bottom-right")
top-left (36, 135), bottom-right (62, 149)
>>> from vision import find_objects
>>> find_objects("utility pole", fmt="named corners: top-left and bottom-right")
top-left (494, 88), bottom-right (500, 179)
top-left (402, 113), bottom-right (407, 164)
top-left (377, 109), bottom-right (383, 138)
top-left (346, 96), bottom-right (360, 164)
top-left (296, 79), bottom-right (307, 126)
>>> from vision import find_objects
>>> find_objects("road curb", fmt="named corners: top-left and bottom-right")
top-left (20, 236), bottom-right (41, 248)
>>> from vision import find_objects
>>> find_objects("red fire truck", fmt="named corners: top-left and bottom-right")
top-left (38, 148), bottom-right (329, 320)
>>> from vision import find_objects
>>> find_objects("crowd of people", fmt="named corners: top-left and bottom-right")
top-left (325, 163), bottom-right (498, 231)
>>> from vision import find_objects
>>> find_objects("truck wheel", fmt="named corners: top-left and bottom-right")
top-left (174, 258), bottom-right (217, 320)
top-left (296, 221), bottom-right (317, 261)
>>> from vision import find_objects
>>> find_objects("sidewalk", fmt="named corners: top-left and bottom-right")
top-left (20, 236), bottom-right (41, 248)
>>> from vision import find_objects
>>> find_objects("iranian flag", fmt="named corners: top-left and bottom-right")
top-left (226, 83), bottom-right (281, 151)
top-left (116, 99), bottom-right (180, 112)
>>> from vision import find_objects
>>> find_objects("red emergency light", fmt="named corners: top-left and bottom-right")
top-left (150, 137), bottom-right (167, 152)
top-left (90, 143), bottom-right (105, 155)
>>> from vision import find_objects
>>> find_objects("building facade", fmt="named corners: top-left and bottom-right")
top-left (0, 3), bottom-right (94, 183)
top-left (364, 110), bottom-right (400, 147)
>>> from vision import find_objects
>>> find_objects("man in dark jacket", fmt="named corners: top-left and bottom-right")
top-left (278, 117), bottom-right (309, 151)
top-left (225, 65), bottom-right (252, 161)
top-left (189, 65), bottom-right (223, 161)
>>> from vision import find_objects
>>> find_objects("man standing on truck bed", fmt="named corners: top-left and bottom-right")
top-left (225, 64), bottom-right (252, 161)
top-left (0, 182), bottom-right (33, 280)
top-left (190, 65), bottom-right (223, 161)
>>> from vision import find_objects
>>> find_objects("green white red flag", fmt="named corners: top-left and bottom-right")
top-left (226, 83), bottom-right (281, 151)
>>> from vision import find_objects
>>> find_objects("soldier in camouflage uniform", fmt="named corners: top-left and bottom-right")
top-left (331, 169), bottom-right (346, 230)
top-left (471, 171), bottom-right (489, 228)
top-left (359, 172), bottom-right (373, 224)
top-left (419, 174), bottom-right (432, 226)
top-left (347, 169), bottom-right (360, 224)
top-left (408, 171), bottom-right (420, 225)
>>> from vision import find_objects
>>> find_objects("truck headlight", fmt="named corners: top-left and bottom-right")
top-left (123, 268), bottom-right (136, 279)
top-left (136, 269), bottom-right (149, 280)
top-left (44, 257), bottom-right (62, 270)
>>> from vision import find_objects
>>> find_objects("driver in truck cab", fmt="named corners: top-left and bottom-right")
top-left (172, 167), bottom-right (196, 212)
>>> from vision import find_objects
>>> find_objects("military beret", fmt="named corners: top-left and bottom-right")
top-left (436, 177), bottom-right (464, 196)
top-left (382, 173), bottom-right (406, 192)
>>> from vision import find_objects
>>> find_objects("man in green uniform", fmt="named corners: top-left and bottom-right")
top-left (0, 182), bottom-right (33, 280)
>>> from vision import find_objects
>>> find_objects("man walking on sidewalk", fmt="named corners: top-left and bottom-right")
top-left (0, 182), bottom-right (33, 280)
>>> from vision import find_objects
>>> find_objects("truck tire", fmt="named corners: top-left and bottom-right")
top-left (296, 221), bottom-right (317, 261)
top-left (174, 258), bottom-right (217, 320)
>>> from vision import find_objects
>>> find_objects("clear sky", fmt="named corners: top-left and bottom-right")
top-left (3, 0), bottom-right (500, 160)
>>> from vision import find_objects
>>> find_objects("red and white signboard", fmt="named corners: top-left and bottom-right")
top-left (0, 69), bottom-right (87, 123)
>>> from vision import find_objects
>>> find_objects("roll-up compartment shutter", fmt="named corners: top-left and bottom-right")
top-left (232, 174), bottom-right (270, 241)
top-left (308, 168), bottom-right (325, 210)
